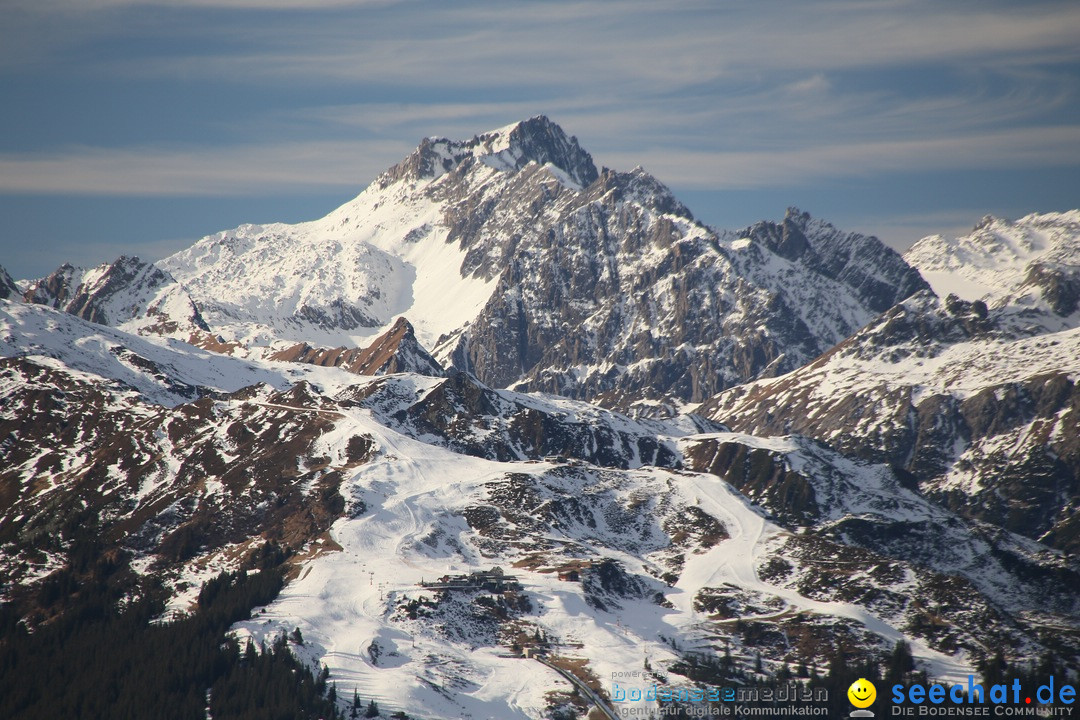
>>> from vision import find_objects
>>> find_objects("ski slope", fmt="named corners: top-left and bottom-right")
top-left (229, 406), bottom-right (977, 719)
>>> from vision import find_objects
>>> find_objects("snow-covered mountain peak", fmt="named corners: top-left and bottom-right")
top-left (905, 209), bottom-right (1080, 317)
top-left (734, 207), bottom-right (930, 315)
top-left (591, 165), bottom-right (695, 220)
top-left (20, 118), bottom-right (932, 412)
top-left (377, 115), bottom-right (598, 189)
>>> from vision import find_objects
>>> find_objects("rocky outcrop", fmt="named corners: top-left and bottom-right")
top-left (270, 317), bottom-right (444, 377)
top-left (0, 265), bottom-right (17, 300)
top-left (22, 256), bottom-right (208, 334)
top-left (339, 371), bottom-right (679, 468)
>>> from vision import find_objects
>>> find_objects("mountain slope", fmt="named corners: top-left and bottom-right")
top-left (906, 210), bottom-right (1080, 319)
top-left (149, 118), bottom-right (927, 410)
top-left (22, 256), bottom-right (208, 338)
top-left (0, 299), bottom-right (287, 406)
top-left (4, 344), bottom-right (1074, 719)
top-left (702, 291), bottom-right (1080, 554)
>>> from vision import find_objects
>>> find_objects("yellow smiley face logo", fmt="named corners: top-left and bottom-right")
top-left (848, 678), bottom-right (877, 708)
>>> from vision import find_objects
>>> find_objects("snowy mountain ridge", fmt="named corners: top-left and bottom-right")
top-left (17, 117), bottom-right (928, 410)
top-left (702, 289), bottom-right (1080, 554)
top-left (3, 117), bottom-right (1079, 720)
top-left (20, 255), bottom-right (208, 338)
top-left (155, 116), bottom-right (596, 351)
top-left (906, 210), bottom-right (1080, 319)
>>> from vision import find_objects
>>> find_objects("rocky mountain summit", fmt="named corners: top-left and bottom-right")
top-left (18, 117), bottom-right (929, 412)
top-left (269, 317), bottom-right (445, 378)
top-left (0, 266), bottom-right (17, 300)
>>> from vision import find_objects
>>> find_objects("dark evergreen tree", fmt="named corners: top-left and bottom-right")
top-left (0, 542), bottom-right (350, 720)
top-left (885, 640), bottom-right (916, 685)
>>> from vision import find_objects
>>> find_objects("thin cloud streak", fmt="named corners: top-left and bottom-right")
top-left (84, 2), bottom-right (1080, 88)
top-left (2, 125), bottom-right (1077, 197)
top-left (601, 126), bottom-right (1080, 190)
top-left (9, 0), bottom-right (399, 9)
top-left (0, 141), bottom-right (413, 196)
top-left (288, 72), bottom-right (1074, 153)
top-left (2, 0), bottom-right (1078, 248)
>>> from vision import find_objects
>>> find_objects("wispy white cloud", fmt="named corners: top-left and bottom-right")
top-left (2, 0), bottom-right (1078, 199)
top-left (0, 140), bottom-right (412, 195)
top-left (2, 124), bottom-right (1077, 197)
top-left (602, 125), bottom-right (1080, 190)
top-left (9, 0), bottom-right (399, 9)
top-left (72, 1), bottom-right (1080, 88)
top-left (286, 66), bottom-right (1074, 154)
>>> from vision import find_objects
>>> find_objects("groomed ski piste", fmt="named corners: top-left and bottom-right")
top-left (226, 396), bottom-right (974, 720)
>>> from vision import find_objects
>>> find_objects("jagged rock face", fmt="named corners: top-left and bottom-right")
top-left (741, 210), bottom-right (929, 314)
top-left (702, 293), bottom-right (1080, 554)
top-left (0, 266), bottom-right (19, 300)
top-left (1025, 262), bottom-right (1080, 316)
top-left (22, 255), bottom-right (208, 335)
top-left (684, 439), bottom-right (820, 526)
top-left (338, 371), bottom-right (680, 468)
top-left (922, 375), bottom-right (1080, 552)
top-left (433, 159), bottom-right (925, 405)
top-left (270, 317), bottom-right (445, 378)
top-left (132, 117), bottom-right (928, 408)
top-left (23, 262), bottom-right (79, 307)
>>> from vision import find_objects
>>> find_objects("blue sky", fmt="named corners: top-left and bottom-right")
top-left (2, 0), bottom-right (1079, 279)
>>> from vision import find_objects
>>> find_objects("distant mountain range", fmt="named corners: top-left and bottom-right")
top-left (2, 117), bottom-right (1077, 720)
